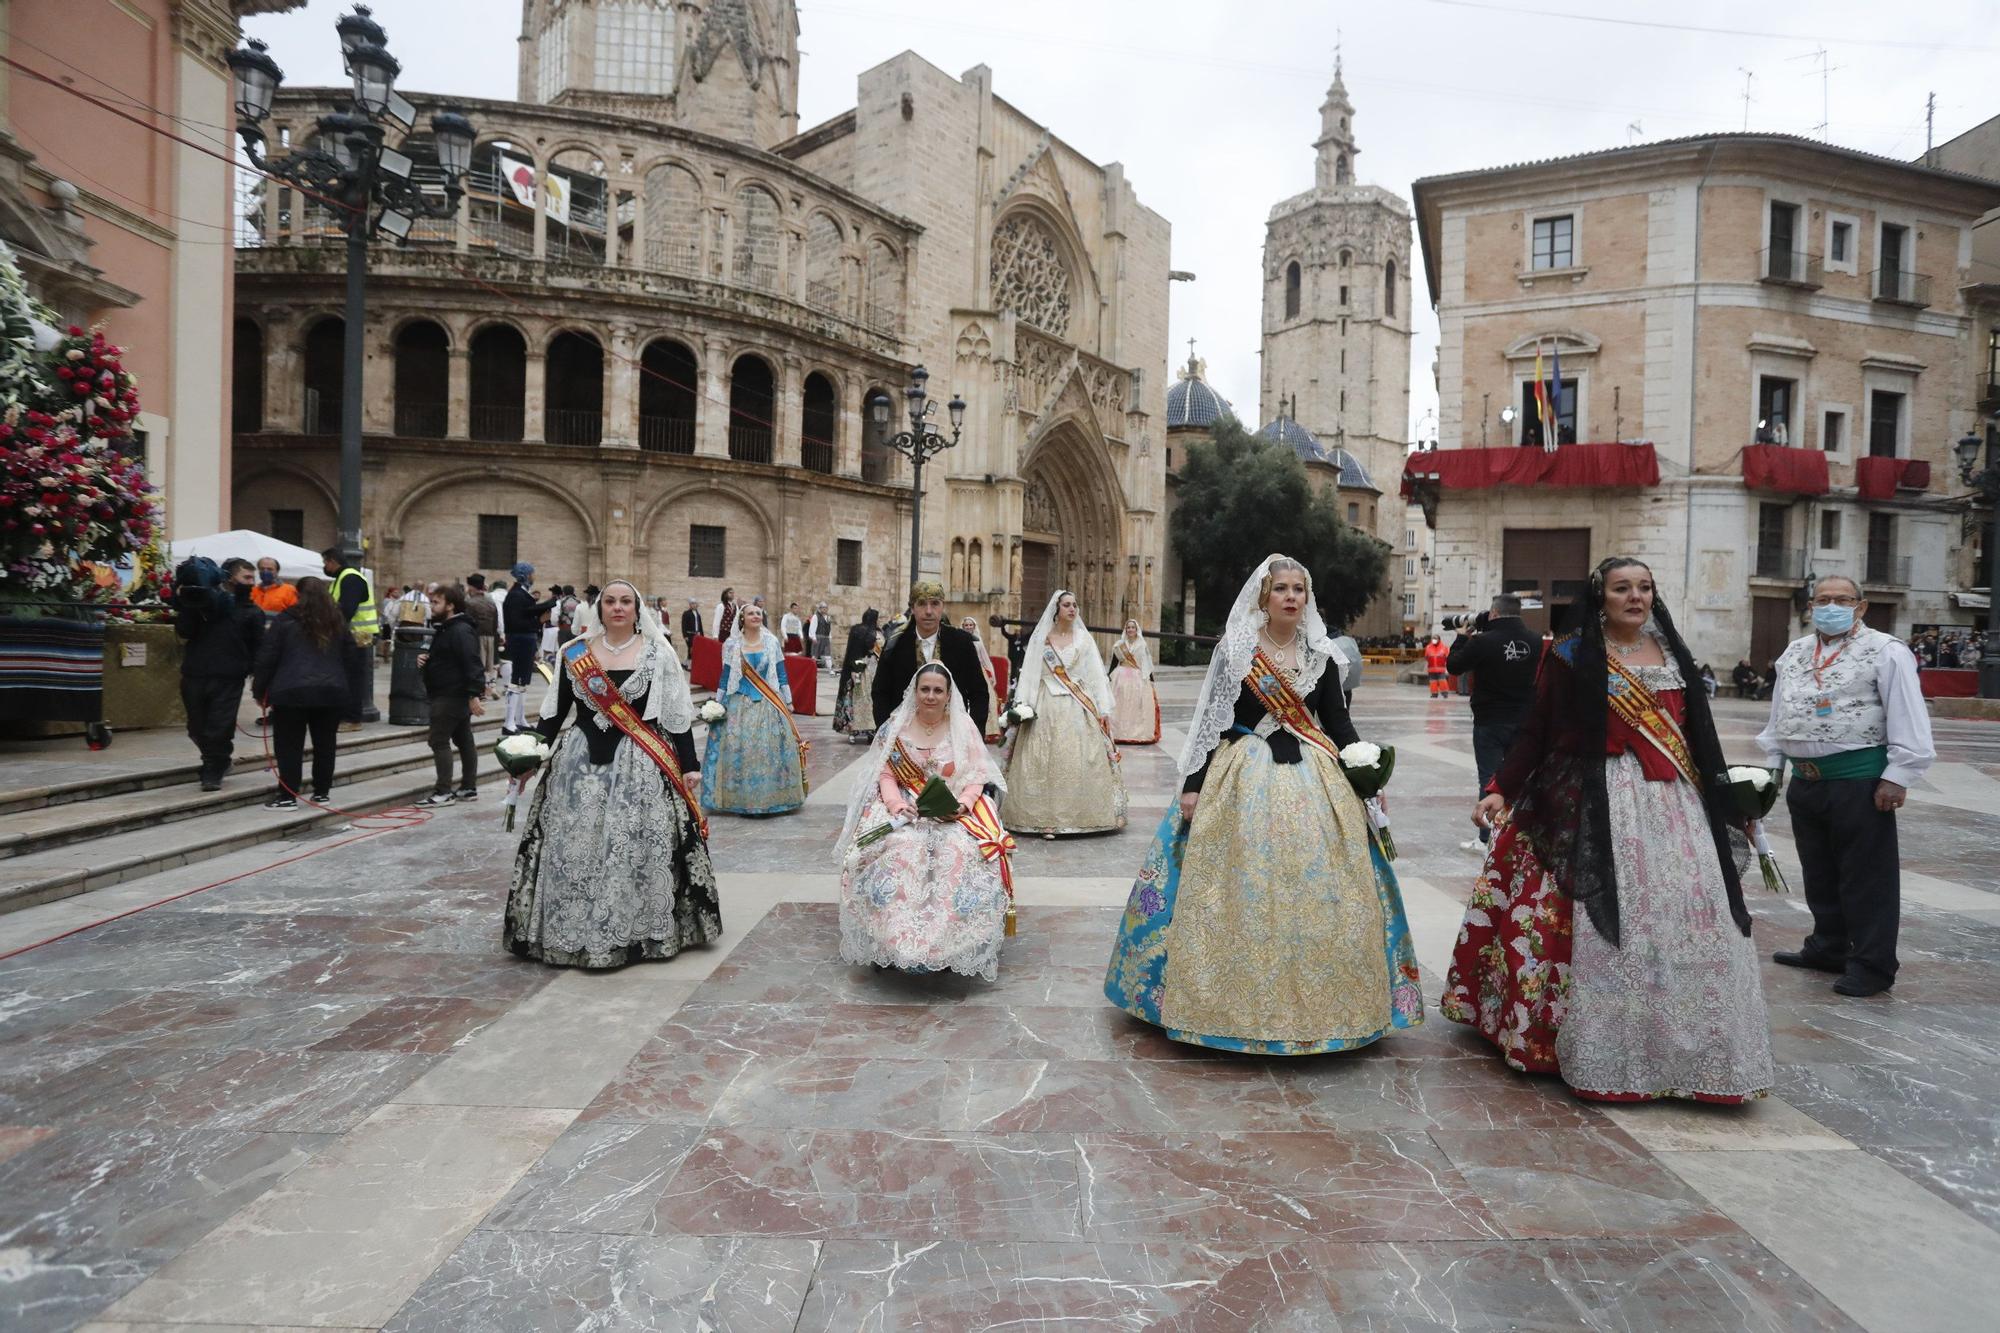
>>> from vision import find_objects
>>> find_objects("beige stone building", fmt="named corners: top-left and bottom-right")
top-left (1259, 60), bottom-right (1412, 630)
top-left (1410, 133), bottom-right (2000, 666)
top-left (232, 0), bottom-right (1171, 631)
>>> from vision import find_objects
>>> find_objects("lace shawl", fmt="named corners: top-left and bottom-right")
top-left (835, 667), bottom-right (999, 861)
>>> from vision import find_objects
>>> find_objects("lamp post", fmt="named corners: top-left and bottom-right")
top-left (1954, 414), bottom-right (2000, 698)
top-left (869, 365), bottom-right (965, 590)
top-left (227, 8), bottom-right (474, 575)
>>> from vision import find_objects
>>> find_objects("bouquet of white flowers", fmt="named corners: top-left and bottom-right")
top-left (1001, 702), bottom-right (1037, 729)
top-left (494, 733), bottom-right (553, 831)
top-left (1338, 741), bottom-right (1398, 859)
top-left (1724, 764), bottom-right (1789, 895)
top-left (698, 699), bottom-right (727, 724)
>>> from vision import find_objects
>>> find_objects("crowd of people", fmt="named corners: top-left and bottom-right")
top-left (181, 543), bottom-right (1941, 1105)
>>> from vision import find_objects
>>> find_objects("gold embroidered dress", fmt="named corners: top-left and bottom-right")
top-left (1003, 636), bottom-right (1126, 835)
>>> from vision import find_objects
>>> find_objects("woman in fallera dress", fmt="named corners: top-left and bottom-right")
top-left (1441, 556), bottom-right (1774, 1103)
top-left (962, 615), bottom-right (1005, 742)
top-left (1002, 590), bottom-right (1127, 836)
top-left (701, 603), bottom-right (808, 815)
top-left (832, 608), bottom-right (881, 742)
top-left (1104, 554), bottom-right (1423, 1054)
top-left (504, 581), bottom-right (721, 968)
top-left (1109, 618), bottom-right (1161, 745)
top-left (837, 664), bottom-right (1015, 979)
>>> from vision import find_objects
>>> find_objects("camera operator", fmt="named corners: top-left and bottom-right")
top-left (1445, 594), bottom-right (1541, 849)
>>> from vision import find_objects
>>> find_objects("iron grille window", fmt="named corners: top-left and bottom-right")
top-left (836, 538), bottom-right (862, 587)
top-left (477, 515), bottom-right (518, 571)
top-left (1532, 215), bottom-right (1574, 270)
top-left (269, 509), bottom-right (304, 547)
top-left (689, 524), bottom-right (726, 578)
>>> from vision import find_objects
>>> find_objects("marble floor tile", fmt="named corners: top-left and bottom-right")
top-left (379, 1229), bottom-right (817, 1332)
top-left (99, 1104), bottom-right (575, 1329)
top-left (308, 995), bottom-right (513, 1054)
top-left (1597, 1093), bottom-right (1854, 1152)
top-left (1076, 1130), bottom-right (1502, 1245)
top-left (1430, 1125), bottom-right (1743, 1240)
top-left (482, 1120), bottom-right (710, 1235)
top-left (1660, 1146), bottom-right (2000, 1333)
top-left (31, 991), bottom-right (377, 1054)
top-left (20, 1046), bottom-right (438, 1134)
top-left (941, 1057), bottom-right (1307, 1134)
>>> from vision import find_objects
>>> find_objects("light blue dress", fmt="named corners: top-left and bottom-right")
top-left (701, 637), bottom-right (806, 815)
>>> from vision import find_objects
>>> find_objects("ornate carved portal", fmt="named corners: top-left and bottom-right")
top-left (1019, 419), bottom-right (1125, 629)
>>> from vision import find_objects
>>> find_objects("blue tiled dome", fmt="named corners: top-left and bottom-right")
top-left (1257, 415), bottom-right (1330, 462)
top-left (1167, 354), bottom-right (1232, 429)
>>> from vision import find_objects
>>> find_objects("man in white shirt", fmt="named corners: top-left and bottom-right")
top-left (1756, 575), bottom-right (1935, 996)
top-left (780, 602), bottom-right (805, 654)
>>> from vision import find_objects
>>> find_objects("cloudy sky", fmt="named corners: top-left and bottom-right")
top-left (245, 0), bottom-right (1998, 446)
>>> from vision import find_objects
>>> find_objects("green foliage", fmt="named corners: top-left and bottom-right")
top-left (1170, 416), bottom-right (1391, 633)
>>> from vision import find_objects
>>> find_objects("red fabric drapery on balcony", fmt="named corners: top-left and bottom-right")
top-left (1855, 457), bottom-right (1931, 500)
top-left (1400, 443), bottom-right (1660, 498)
top-left (1742, 444), bottom-right (1830, 496)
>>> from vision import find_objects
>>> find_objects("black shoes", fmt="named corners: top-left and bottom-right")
top-left (263, 796), bottom-right (297, 810)
top-left (1772, 949), bottom-right (1846, 975)
top-left (452, 788), bottom-right (478, 802)
top-left (1833, 972), bottom-right (1894, 998)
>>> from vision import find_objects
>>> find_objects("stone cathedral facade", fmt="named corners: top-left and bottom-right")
top-left (232, 0), bottom-right (1170, 633)
top-left (1259, 62), bottom-right (1413, 624)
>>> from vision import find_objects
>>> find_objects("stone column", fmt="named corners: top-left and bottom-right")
top-left (446, 345), bottom-right (470, 440)
top-left (838, 374), bottom-right (865, 477)
top-left (524, 345), bottom-right (547, 443)
top-left (265, 312), bottom-right (301, 432)
top-left (631, 186), bottom-right (648, 270)
top-left (532, 155), bottom-right (549, 260)
top-left (362, 321), bottom-right (393, 435)
top-left (777, 355), bottom-right (804, 468)
top-left (604, 323), bottom-right (639, 449)
top-left (697, 335), bottom-right (730, 457)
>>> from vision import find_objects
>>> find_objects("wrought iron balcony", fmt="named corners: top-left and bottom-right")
top-left (545, 408), bottom-right (603, 447)
top-left (1865, 552), bottom-right (1912, 587)
top-left (393, 402), bottom-right (448, 439)
top-left (469, 404), bottom-right (524, 443)
top-left (1752, 544), bottom-right (1805, 581)
top-left (1978, 372), bottom-right (2000, 413)
top-left (801, 436), bottom-right (835, 474)
top-left (639, 415), bottom-right (695, 455)
top-left (1758, 248), bottom-right (1822, 288)
top-left (728, 422), bottom-right (774, 464)
top-left (1871, 268), bottom-right (1932, 308)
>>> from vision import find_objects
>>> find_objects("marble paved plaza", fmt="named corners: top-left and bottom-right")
top-left (4, 669), bottom-right (2000, 1330)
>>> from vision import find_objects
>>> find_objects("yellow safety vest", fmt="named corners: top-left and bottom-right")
top-left (333, 566), bottom-right (379, 640)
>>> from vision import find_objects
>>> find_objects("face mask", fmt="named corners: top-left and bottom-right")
top-left (1812, 604), bottom-right (1856, 635)
top-left (258, 569), bottom-right (276, 585)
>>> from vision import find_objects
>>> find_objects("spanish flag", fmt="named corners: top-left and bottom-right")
top-left (1532, 341), bottom-right (1554, 447)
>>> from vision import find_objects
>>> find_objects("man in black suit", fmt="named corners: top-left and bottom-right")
top-left (681, 598), bottom-right (703, 645)
top-left (872, 579), bottom-right (990, 732)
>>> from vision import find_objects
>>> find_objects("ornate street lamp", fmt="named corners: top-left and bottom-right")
top-left (1955, 415), bottom-right (2000, 698)
top-left (229, 8), bottom-right (473, 719)
top-left (871, 366), bottom-right (965, 590)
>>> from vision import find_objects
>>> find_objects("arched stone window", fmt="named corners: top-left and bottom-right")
top-left (801, 371), bottom-right (837, 473)
top-left (731, 185), bottom-right (781, 290)
top-left (802, 212), bottom-right (843, 314)
top-left (990, 213), bottom-right (1072, 337)
top-left (639, 338), bottom-right (698, 454)
top-left (302, 317), bottom-right (344, 435)
top-left (642, 163), bottom-right (702, 274)
top-left (232, 317), bottom-right (263, 433)
top-left (729, 353), bottom-right (775, 462)
top-left (546, 331), bottom-right (604, 446)
top-left (1284, 261), bottom-right (1301, 320)
top-left (865, 240), bottom-right (903, 332)
top-left (1339, 249), bottom-right (1352, 268)
top-left (1385, 258), bottom-right (1397, 318)
top-left (393, 320), bottom-right (449, 438)
top-left (1335, 154), bottom-right (1349, 185)
top-left (469, 325), bottom-right (527, 442)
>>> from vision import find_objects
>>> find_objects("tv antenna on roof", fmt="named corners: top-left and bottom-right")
top-left (1788, 47), bottom-right (1840, 141)
top-left (1736, 68), bottom-right (1756, 131)
top-left (1626, 120), bottom-right (1643, 143)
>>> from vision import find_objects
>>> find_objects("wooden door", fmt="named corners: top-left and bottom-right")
top-left (1021, 541), bottom-right (1055, 618)
top-left (1502, 528), bottom-right (1592, 636)
top-left (1751, 596), bottom-right (1794, 672)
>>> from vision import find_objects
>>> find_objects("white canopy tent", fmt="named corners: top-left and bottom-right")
top-left (167, 530), bottom-right (329, 582)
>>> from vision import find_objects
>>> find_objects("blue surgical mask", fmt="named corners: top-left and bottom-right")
top-left (1811, 604), bottom-right (1856, 635)
top-left (258, 569), bottom-right (276, 586)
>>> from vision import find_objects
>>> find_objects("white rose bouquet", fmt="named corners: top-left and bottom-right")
top-left (1338, 741), bottom-right (1398, 860)
top-left (1724, 764), bottom-right (1789, 895)
top-left (1001, 701), bottom-right (1036, 729)
top-left (494, 733), bottom-right (553, 831)
top-left (698, 699), bottom-right (727, 725)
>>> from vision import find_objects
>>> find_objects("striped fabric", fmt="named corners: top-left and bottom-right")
top-left (0, 616), bottom-right (105, 722)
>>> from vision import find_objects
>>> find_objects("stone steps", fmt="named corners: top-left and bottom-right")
top-left (0, 716), bottom-right (508, 917)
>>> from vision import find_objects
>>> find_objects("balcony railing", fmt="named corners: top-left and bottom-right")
top-left (303, 392), bottom-right (339, 436)
top-left (733, 257), bottom-right (778, 292)
top-left (1758, 247), bottom-right (1822, 288)
top-left (1752, 544), bottom-right (1805, 581)
top-left (394, 402), bottom-right (448, 439)
top-left (728, 423), bottom-right (773, 463)
top-left (546, 408), bottom-right (603, 447)
top-left (645, 239), bottom-right (701, 276)
top-left (469, 404), bottom-right (524, 443)
top-left (805, 279), bottom-right (841, 315)
top-left (1872, 268), bottom-right (1932, 307)
top-left (1979, 372), bottom-right (2000, 412)
top-left (861, 450), bottom-right (896, 484)
top-left (801, 437), bottom-right (835, 474)
top-left (1866, 552), bottom-right (1912, 587)
top-left (639, 415), bottom-right (695, 455)
top-left (865, 302), bottom-right (902, 334)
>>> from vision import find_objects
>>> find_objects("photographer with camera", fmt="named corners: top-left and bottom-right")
top-left (1444, 595), bottom-right (1541, 849)
top-left (176, 556), bottom-right (264, 792)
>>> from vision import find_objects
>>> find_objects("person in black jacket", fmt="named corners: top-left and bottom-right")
top-left (251, 577), bottom-right (352, 808)
top-left (178, 557), bottom-right (264, 791)
top-left (501, 561), bottom-right (559, 733)
top-left (680, 598), bottom-right (704, 645)
top-left (414, 584), bottom-right (486, 806)
top-left (1444, 595), bottom-right (1542, 848)
top-left (871, 580), bottom-right (990, 733)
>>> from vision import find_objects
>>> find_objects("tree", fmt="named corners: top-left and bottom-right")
top-left (1171, 417), bottom-right (1390, 632)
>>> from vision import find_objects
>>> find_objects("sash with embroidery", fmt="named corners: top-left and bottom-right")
top-left (563, 640), bottom-right (708, 838)
top-left (1605, 652), bottom-right (1699, 785)
top-left (887, 740), bottom-right (1016, 897)
top-left (1240, 648), bottom-right (1345, 766)
top-left (737, 645), bottom-right (812, 794)
top-left (1042, 646), bottom-right (1121, 765)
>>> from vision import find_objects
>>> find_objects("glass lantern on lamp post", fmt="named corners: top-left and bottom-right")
top-left (870, 367), bottom-right (966, 593)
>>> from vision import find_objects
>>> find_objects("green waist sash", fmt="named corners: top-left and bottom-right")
top-left (1790, 745), bottom-right (1888, 782)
